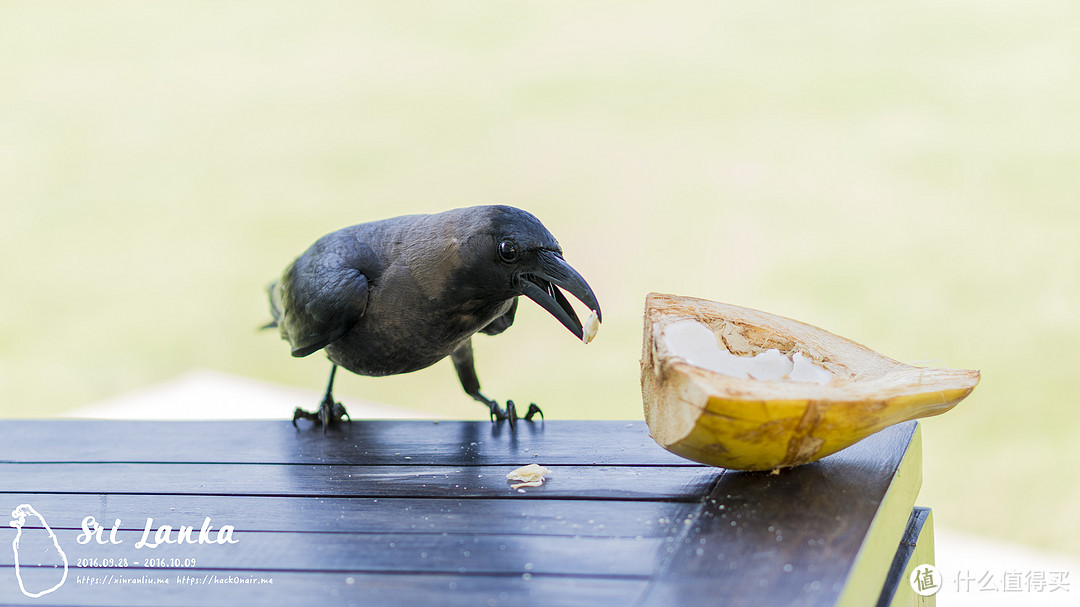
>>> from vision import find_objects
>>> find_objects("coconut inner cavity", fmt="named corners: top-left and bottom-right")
top-left (663, 320), bottom-right (833, 384)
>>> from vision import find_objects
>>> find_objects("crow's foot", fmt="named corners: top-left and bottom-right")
top-left (488, 399), bottom-right (543, 429)
top-left (293, 395), bottom-right (351, 434)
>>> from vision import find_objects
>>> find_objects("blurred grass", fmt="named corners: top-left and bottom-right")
top-left (2, 1), bottom-right (1078, 555)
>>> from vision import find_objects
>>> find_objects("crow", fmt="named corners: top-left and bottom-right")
top-left (265, 205), bottom-right (601, 431)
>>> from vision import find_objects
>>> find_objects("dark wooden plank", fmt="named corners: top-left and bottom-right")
top-left (875, 507), bottom-right (931, 607)
top-left (1, 494), bottom-right (700, 538)
top-left (0, 568), bottom-right (647, 607)
top-left (637, 422), bottom-right (920, 607)
top-left (0, 463), bottom-right (720, 501)
top-left (0, 420), bottom-right (694, 466)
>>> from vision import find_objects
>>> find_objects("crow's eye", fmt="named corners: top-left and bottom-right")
top-left (498, 240), bottom-right (519, 263)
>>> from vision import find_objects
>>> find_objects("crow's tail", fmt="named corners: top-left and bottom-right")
top-left (261, 280), bottom-right (283, 330)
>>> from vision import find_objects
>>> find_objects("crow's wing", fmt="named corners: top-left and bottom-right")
top-left (275, 232), bottom-right (378, 358)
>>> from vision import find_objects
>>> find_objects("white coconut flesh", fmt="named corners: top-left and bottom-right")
top-left (661, 319), bottom-right (833, 384)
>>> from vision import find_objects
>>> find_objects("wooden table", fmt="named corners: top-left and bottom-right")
top-left (0, 419), bottom-right (933, 606)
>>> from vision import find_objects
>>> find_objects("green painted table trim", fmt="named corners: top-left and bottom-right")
top-left (837, 422), bottom-right (924, 606)
top-left (878, 507), bottom-right (936, 607)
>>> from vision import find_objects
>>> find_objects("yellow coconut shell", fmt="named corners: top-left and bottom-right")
top-left (641, 293), bottom-right (979, 470)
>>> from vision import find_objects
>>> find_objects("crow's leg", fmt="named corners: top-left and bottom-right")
top-left (450, 339), bottom-right (543, 428)
top-left (450, 340), bottom-right (508, 422)
top-left (293, 364), bottom-right (351, 433)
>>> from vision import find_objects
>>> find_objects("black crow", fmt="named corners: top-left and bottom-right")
top-left (265, 205), bottom-right (601, 431)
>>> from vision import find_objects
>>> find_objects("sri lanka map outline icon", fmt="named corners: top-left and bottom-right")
top-left (10, 504), bottom-right (69, 598)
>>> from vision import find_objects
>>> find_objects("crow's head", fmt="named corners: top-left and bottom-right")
top-left (456, 205), bottom-right (602, 341)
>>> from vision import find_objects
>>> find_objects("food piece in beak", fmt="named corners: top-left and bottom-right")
top-left (519, 249), bottom-right (601, 342)
top-left (582, 310), bottom-right (600, 344)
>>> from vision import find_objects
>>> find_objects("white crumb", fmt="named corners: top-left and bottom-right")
top-left (506, 464), bottom-right (552, 490)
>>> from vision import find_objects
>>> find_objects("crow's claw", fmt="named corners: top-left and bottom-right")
top-left (506, 400), bottom-right (518, 429)
top-left (523, 402), bottom-right (543, 422)
top-left (292, 407), bottom-right (317, 428)
top-left (488, 399), bottom-right (508, 422)
top-left (334, 402), bottom-right (352, 424)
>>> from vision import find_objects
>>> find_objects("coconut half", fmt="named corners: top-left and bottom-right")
top-left (641, 293), bottom-right (979, 470)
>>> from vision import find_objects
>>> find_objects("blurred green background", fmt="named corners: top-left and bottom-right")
top-left (2, 2), bottom-right (1077, 555)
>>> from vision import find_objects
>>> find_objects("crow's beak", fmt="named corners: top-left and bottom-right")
top-left (519, 250), bottom-right (602, 341)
